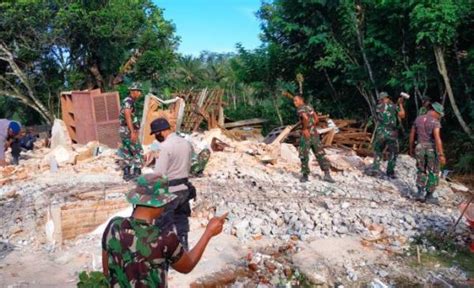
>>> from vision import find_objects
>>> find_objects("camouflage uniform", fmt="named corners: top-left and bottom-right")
top-left (102, 174), bottom-right (183, 287)
top-left (190, 148), bottom-right (211, 176)
top-left (118, 96), bottom-right (143, 169)
top-left (413, 114), bottom-right (441, 196)
top-left (102, 217), bottom-right (183, 288)
top-left (371, 102), bottom-right (400, 176)
top-left (297, 105), bottom-right (330, 177)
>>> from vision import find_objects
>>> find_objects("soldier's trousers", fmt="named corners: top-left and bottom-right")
top-left (118, 130), bottom-right (143, 169)
top-left (157, 189), bottom-right (190, 250)
top-left (372, 132), bottom-right (398, 175)
top-left (190, 149), bottom-right (211, 176)
top-left (415, 144), bottom-right (440, 194)
top-left (299, 135), bottom-right (330, 176)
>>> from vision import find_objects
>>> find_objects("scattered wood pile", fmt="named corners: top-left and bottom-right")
top-left (177, 88), bottom-right (225, 132)
top-left (263, 115), bottom-right (372, 156)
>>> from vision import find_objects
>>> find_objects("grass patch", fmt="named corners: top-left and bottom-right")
top-left (409, 231), bottom-right (474, 278)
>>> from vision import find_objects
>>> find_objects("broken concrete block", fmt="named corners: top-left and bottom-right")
top-left (279, 143), bottom-right (299, 164)
top-left (50, 119), bottom-right (72, 149)
top-left (42, 145), bottom-right (77, 166)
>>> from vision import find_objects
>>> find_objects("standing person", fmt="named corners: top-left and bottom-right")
top-left (102, 173), bottom-right (226, 287)
top-left (0, 119), bottom-right (22, 167)
top-left (118, 83), bottom-right (144, 180)
top-left (369, 92), bottom-right (406, 178)
top-left (293, 94), bottom-right (335, 183)
top-left (409, 102), bottom-right (445, 205)
top-left (150, 118), bottom-right (195, 250)
top-left (418, 96), bottom-right (432, 116)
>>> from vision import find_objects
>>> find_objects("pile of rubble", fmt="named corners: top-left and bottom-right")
top-left (0, 121), bottom-right (125, 249)
top-left (0, 124), bottom-right (472, 286)
top-left (188, 129), bottom-right (471, 249)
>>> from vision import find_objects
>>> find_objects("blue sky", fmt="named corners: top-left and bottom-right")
top-left (154, 0), bottom-right (262, 55)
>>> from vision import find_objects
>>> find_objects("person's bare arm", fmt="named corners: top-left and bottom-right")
top-left (0, 139), bottom-right (6, 166)
top-left (172, 213), bottom-right (227, 274)
top-left (409, 126), bottom-right (416, 157)
top-left (312, 112), bottom-right (319, 125)
top-left (397, 99), bottom-right (406, 119)
top-left (102, 250), bottom-right (109, 277)
top-left (124, 109), bottom-right (137, 143)
top-left (433, 127), bottom-right (445, 165)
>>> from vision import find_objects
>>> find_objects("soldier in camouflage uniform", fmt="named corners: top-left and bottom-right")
top-left (190, 148), bottom-right (211, 177)
top-left (369, 92), bottom-right (406, 178)
top-left (293, 95), bottom-right (335, 183)
top-left (118, 83), bottom-right (144, 180)
top-left (409, 102), bottom-right (445, 205)
top-left (418, 96), bottom-right (432, 116)
top-left (102, 173), bottom-right (226, 287)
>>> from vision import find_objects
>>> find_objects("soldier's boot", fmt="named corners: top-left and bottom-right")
top-left (424, 192), bottom-right (439, 205)
top-left (132, 167), bottom-right (142, 178)
top-left (123, 166), bottom-right (131, 181)
top-left (323, 171), bottom-right (335, 183)
top-left (386, 171), bottom-right (397, 179)
top-left (300, 174), bottom-right (309, 183)
top-left (414, 187), bottom-right (425, 201)
top-left (366, 167), bottom-right (380, 177)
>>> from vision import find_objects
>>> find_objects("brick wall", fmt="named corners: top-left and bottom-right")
top-left (60, 199), bottom-right (128, 241)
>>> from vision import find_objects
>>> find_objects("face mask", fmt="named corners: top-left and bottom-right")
top-left (155, 133), bottom-right (165, 142)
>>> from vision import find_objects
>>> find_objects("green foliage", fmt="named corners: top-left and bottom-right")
top-left (0, 0), bottom-right (177, 123)
top-left (77, 271), bottom-right (108, 288)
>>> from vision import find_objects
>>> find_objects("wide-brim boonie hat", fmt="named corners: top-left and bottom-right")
top-left (431, 102), bottom-right (444, 117)
top-left (127, 174), bottom-right (176, 208)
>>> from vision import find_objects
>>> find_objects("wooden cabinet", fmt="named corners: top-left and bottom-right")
top-left (60, 89), bottom-right (121, 148)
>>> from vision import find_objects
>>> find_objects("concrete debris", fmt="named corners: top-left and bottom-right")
top-left (0, 127), bottom-right (472, 287)
top-left (50, 119), bottom-right (72, 149)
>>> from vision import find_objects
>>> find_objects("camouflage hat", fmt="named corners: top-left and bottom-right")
top-left (128, 83), bottom-right (142, 91)
top-left (126, 174), bottom-right (176, 208)
top-left (431, 102), bottom-right (444, 117)
top-left (377, 91), bottom-right (389, 100)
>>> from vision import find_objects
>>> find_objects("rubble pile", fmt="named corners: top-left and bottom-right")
top-left (0, 136), bottom-right (124, 247)
top-left (0, 126), bottom-right (472, 286)
top-left (188, 130), bottom-right (471, 250)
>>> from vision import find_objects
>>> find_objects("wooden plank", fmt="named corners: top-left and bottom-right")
top-left (224, 118), bottom-right (268, 129)
top-left (324, 129), bottom-right (336, 146)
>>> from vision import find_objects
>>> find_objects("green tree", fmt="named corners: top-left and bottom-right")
top-left (411, 0), bottom-right (473, 138)
top-left (0, 0), bottom-right (177, 124)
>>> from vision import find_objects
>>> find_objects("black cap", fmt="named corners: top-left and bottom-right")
top-left (150, 118), bottom-right (171, 135)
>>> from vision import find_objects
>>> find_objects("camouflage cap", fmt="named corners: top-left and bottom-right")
top-left (431, 102), bottom-right (444, 117)
top-left (126, 174), bottom-right (176, 208)
top-left (377, 91), bottom-right (389, 100)
top-left (128, 82), bottom-right (143, 91)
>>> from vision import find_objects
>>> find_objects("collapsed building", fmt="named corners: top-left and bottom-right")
top-left (0, 88), bottom-right (473, 287)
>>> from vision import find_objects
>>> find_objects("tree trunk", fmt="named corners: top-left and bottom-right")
top-left (353, 5), bottom-right (378, 105)
top-left (323, 68), bottom-right (344, 117)
top-left (89, 62), bottom-right (105, 89)
top-left (433, 46), bottom-right (472, 138)
top-left (0, 44), bottom-right (54, 124)
top-left (272, 91), bottom-right (283, 126)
